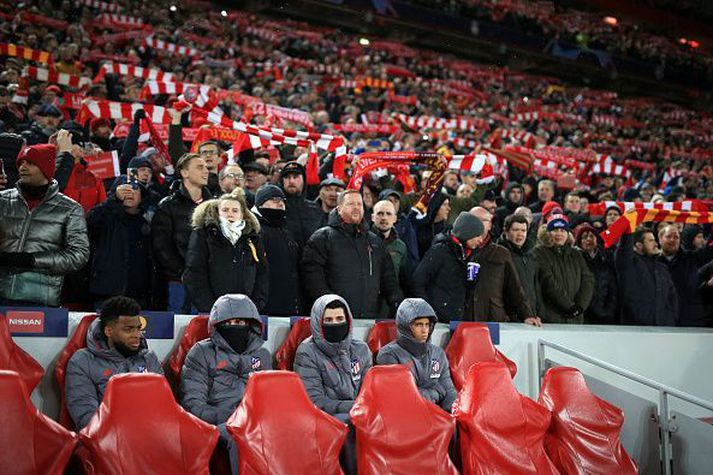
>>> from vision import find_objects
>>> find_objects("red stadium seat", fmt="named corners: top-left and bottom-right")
top-left (453, 361), bottom-right (558, 474)
top-left (0, 370), bottom-right (78, 475)
top-left (0, 314), bottom-right (45, 396)
top-left (366, 320), bottom-right (397, 359)
top-left (166, 315), bottom-right (209, 381)
top-left (227, 370), bottom-right (348, 475)
top-left (54, 313), bottom-right (97, 429)
top-left (274, 317), bottom-right (312, 370)
top-left (350, 365), bottom-right (458, 475)
top-left (538, 367), bottom-right (638, 475)
top-left (445, 323), bottom-right (516, 390)
top-left (79, 373), bottom-right (219, 474)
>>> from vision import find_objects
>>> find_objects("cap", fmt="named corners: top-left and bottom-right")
top-left (378, 188), bottom-right (401, 201)
top-left (128, 156), bottom-right (152, 170)
top-left (319, 177), bottom-right (346, 189)
top-left (243, 161), bottom-right (269, 175)
top-left (280, 161), bottom-right (304, 177)
top-left (36, 103), bottom-right (62, 118)
top-left (255, 184), bottom-right (286, 207)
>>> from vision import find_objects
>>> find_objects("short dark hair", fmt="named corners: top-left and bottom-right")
top-left (197, 140), bottom-right (220, 152)
top-left (632, 226), bottom-right (653, 244)
top-left (324, 299), bottom-right (348, 316)
top-left (503, 213), bottom-right (529, 232)
top-left (99, 296), bottom-right (141, 331)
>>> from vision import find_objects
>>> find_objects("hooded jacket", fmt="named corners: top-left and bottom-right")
top-left (180, 298), bottom-right (271, 425)
top-left (0, 181), bottom-right (89, 306)
top-left (293, 295), bottom-right (372, 420)
top-left (495, 182), bottom-right (525, 223)
top-left (376, 299), bottom-right (457, 411)
top-left (279, 166), bottom-right (323, 247)
top-left (302, 209), bottom-right (399, 319)
top-left (410, 192), bottom-right (450, 259)
top-left (183, 199), bottom-right (268, 313)
top-left (65, 319), bottom-right (163, 429)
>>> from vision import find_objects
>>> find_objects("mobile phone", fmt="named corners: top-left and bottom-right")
top-left (0, 158), bottom-right (5, 177)
top-left (127, 168), bottom-right (139, 190)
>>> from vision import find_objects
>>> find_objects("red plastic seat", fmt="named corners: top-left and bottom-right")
top-left (0, 313), bottom-right (45, 395)
top-left (538, 367), bottom-right (638, 475)
top-left (79, 373), bottom-right (219, 474)
top-left (227, 370), bottom-right (348, 474)
top-left (453, 361), bottom-right (558, 474)
top-left (274, 317), bottom-right (312, 370)
top-left (366, 320), bottom-right (397, 359)
top-left (0, 370), bottom-right (78, 475)
top-left (445, 323), bottom-right (516, 390)
top-left (166, 315), bottom-right (209, 381)
top-left (54, 313), bottom-right (97, 429)
top-left (350, 365), bottom-right (458, 475)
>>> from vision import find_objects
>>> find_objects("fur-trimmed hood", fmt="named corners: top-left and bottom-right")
top-left (191, 198), bottom-right (261, 235)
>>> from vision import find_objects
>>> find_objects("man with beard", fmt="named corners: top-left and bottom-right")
top-left (279, 161), bottom-right (323, 247)
top-left (66, 297), bottom-right (163, 429)
top-left (314, 177), bottom-right (345, 227)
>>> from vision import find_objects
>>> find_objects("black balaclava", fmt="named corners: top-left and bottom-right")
top-left (217, 324), bottom-right (251, 354)
top-left (259, 207), bottom-right (287, 227)
top-left (323, 322), bottom-right (349, 343)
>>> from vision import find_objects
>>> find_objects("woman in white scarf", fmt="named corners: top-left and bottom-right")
top-left (183, 190), bottom-right (269, 312)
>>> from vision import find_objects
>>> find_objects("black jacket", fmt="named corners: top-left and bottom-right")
top-left (495, 182), bottom-right (524, 224)
top-left (657, 247), bottom-right (713, 327)
top-left (302, 209), bottom-right (399, 319)
top-left (151, 182), bottom-right (213, 280)
top-left (86, 198), bottom-right (153, 299)
top-left (498, 237), bottom-right (544, 317)
top-left (257, 211), bottom-right (302, 316)
top-left (19, 122), bottom-right (52, 146)
top-left (579, 249), bottom-right (619, 324)
top-left (284, 194), bottom-right (323, 248)
top-left (413, 232), bottom-right (470, 323)
top-left (615, 234), bottom-right (679, 326)
top-left (410, 192), bottom-right (450, 260)
top-left (183, 201), bottom-right (268, 312)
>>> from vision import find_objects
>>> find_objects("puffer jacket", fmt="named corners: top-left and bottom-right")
top-left (376, 299), bottom-right (457, 411)
top-left (293, 295), bottom-right (372, 420)
top-left (180, 307), bottom-right (271, 425)
top-left (0, 181), bottom-right (89, 306)
top-left (579, 248), bottom-right (619, 324)
top-left (65, 319), bottom-right (163, 429)
top-left (182, 200), bottom-right (268, 312)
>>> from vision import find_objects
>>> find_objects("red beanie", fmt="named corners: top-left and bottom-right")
top-left (17, 144), bottom-right (57, 180)
top-left (541, 201), bottom-right (562, 220)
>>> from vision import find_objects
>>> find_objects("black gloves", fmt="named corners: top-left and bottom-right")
top-left (566, 304), bottom-right (584, 320)
top-left (0, 252), bottom-right (35, 268)
top-left (134, 109), bottom-right (146, 123)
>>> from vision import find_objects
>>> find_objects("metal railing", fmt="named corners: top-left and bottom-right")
top-left (537, 339), bottom-right (713, 475)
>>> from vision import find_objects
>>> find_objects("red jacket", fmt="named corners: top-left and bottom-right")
top-left (63, 161), bottom-right (106, 214)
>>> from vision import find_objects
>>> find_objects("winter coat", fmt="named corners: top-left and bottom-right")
top-left (466, 240), bottom-right (534, 322)
top-left (55, 152), bottom-right (106, 214)
top-left (66, 319), bottom-right (163, 429)
top-left (257, 211), bottom-right (301, 316)
top-left (616, 233), bottom-right (679, 326)
top-left (302, 209), bottom-right (399, 319)
top-left (86, 198), bottom-right (153, 299)
top-left (410, 192), bottom-right (450, 259)
top-left (180, 312), bottom-right (271, 425)
top-left (413, 232), bottom-right (470, 323)
top-left (376, 299), bottom-right (457, 411)
top-left (579, 249), bottom-right (619, 324)
top-left (498, 236), bottom-right (545, 317)
top-left (19, 122), bottom-right (52, 146)
top-left (533, 231), bottom-right (594, 323)
top-left (280, 167), bottom-right (323, 247)
top-left (495, 182), bottom-right (525, 224)
top-left (657, 247), bottom-right (713, 327)
top-left (293, 295), bottom-right (372, 420)
top-left (0, 181), bottom-right (89, 306)
top-left (151, 182), bottom-right (213, 280)
top-left (183, 201), bottom-right (268, 313)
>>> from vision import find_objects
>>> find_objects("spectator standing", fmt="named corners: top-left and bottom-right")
top-left (573, 223), bottom-right (619, 324)
top-left (528, 179), bottom-right (556, 213)
top-left (279, 161), bottom-right (323, 247)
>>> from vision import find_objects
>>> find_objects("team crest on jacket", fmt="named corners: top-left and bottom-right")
top-left (251, 356), bottom-right (262, 370)
top-left (430, 358), bottom-right (441, 379)
top-left (351, 357), bottom-right (362, 381)
top-left (136, 365), bottom-right (147, 373)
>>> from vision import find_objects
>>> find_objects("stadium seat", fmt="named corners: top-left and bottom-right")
top-left (453, 361), bottom-right (557, 474)
top-left (538, 367), bottom-right (638, 475)
top-left (350, 365), bottom-right (458, 475)
top-left (0, 370), bottom-right (78, 475)
top-left (79, 373), bottom-right (219, 474)
top-left (274, 317), bottom-right (312, 370)
top-left (54, 313), bottom-right (97, 429)
top-left (366, 320), bottom-right (397, 359)
top-left (166, 315), bottom-right (209, 381)
top-left (227, 370), bottom-right (348, 474)
top-left (0, 314), bottom-right (45, 396)
top-left (445, 322), bottom-right (516, 390)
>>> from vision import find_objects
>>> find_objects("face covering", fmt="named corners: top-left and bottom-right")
top-left (220, 217), bottom-right (246, 245)
top-left (19, 182), bottom-right (49, 200)
top-left (323, 321), bottom-right (349, 343)
top-left (113, 340), bottom-right (141, 358)
top-left (259, 207), bottom-right (287, 227)
top-left (217, 324), bottom-right (251, 354)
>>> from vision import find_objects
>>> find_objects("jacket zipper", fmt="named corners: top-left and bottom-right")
top-left (368, 245), bottom-right (373, 276)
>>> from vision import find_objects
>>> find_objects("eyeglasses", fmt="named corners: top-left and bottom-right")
top-left (199, 150), bottom-right (220, 156)
top-left (224, 173), bottom-right (244, 180)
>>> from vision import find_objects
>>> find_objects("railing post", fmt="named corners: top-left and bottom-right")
top-left (660, 390), bottom-right (672, 475)
top-left (537, 339), bottom-right (546, 389)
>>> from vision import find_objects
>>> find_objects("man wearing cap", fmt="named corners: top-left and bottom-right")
top-left (533, 213), bottom-right (594, 323)
top-left (466, 207), bottom-right (540, 325)
top-left (181, 294), bottom-right (271, 474)
top-left (0, 143), bottom-right (89, 306)
top-left (0, 132), bottom-right (25, 189)
top-left (279, 161), bottom-right (323, 247)
top-left (89, 118), bottom-right (113, 151)
top-left (254, 184), bottom-right (301, 316)
top-left (314, 177), bottom-right (345, 227)
top-left (376, 298), bottom-right (457, 412)
top-left (20, 103), bottom-right (62, 145)
top-left (413, 211), bottom-right (484, 322)
top-left (243, 161), bottom-right (269, 194)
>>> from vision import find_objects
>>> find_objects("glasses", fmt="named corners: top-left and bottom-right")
top-left (224, 173), bottom-right (244, 180)
top-left (199, 150), bottom-right (220, 156)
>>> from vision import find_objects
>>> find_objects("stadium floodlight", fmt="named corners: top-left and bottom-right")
top-left (221, 10), bottom-right (228, 17)
top-left (359, 38), bottom-right (370, 46)
top-left (169, 5), bottom-right (177, 12)
top-left (603, 16), bottom-right (617, 26)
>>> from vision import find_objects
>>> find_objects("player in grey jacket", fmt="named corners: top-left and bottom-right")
top-left (376, 298), bottom-right (457, 412)
top-left (65, 297), bottom-right (163, 430)
top-left (294, 294), bottom-right (372, 422)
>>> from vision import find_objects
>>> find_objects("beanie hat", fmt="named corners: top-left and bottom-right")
top-left (452, 212), bottom-right (485, 242)
top-left (541, 201), bottom-right (562, 220)
top-left (90, 118), bottom-right (111, 133)
top-left (255, 184), bottom-right (285, 208)
top-left (16, 144), bottom-right (56, 180)
top-left (573, 223), bottom-right (597, 247)
top-left (127, 156), bottom-right (152, 170)
top-left (0, 132), bottom-right (25, 161)
top-left (546, 213), bottom-right (570, 232)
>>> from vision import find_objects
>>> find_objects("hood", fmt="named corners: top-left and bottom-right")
top-left (424, 192), bottom-right (449, 224)
top-left (396, 298), bottom-right (437, 357)
top-left (191, 198), bottom-right (260, 235)
top-left (208, 294), bottom-right (265, 353)
top-left (85, 319), bottom-right (148, 362)
top-left (327, 207), bottom-right (367, 233)
top-left (504, 182), bottom-right (525, 206)
top-left (310, 294), bottom-right (354, 356)
top-left (536, 223), bottom-right (574, 248)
